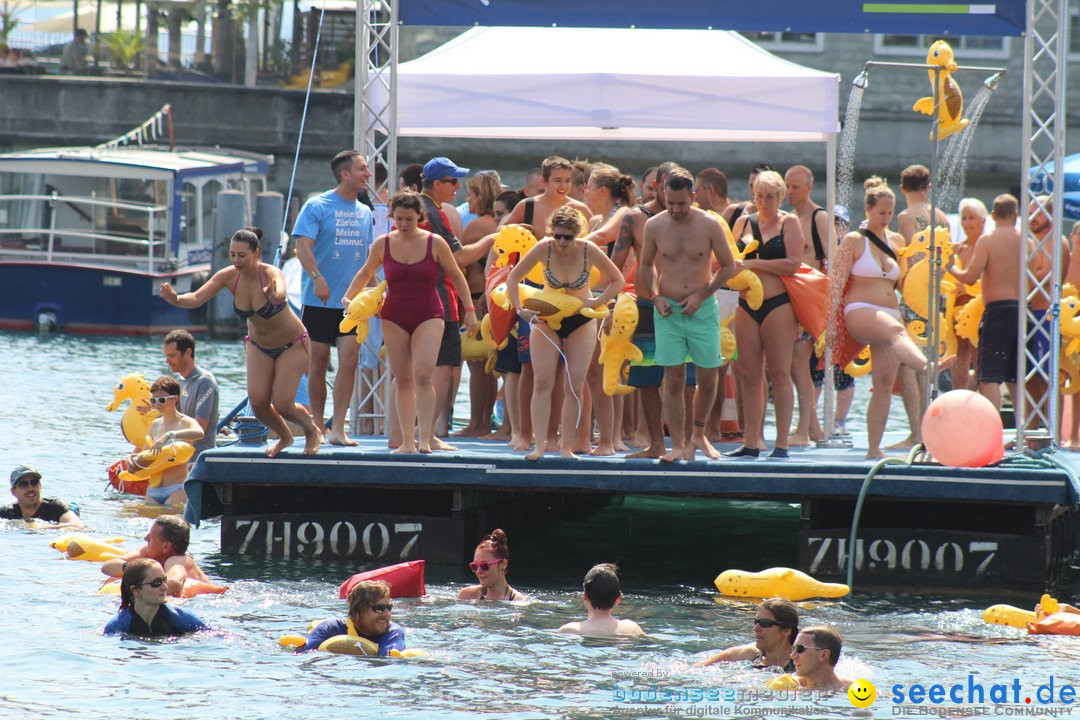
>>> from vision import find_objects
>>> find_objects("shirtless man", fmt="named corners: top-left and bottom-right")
top-left (694, 168), bottom-right (731, 214)
top-left (101, 515), bottom-right (211, 597)
top-left (790, 626), bottom-right (852, 692)
top-left (1025, 195), bottom-right (1070, 430)
top-left (947, 195), bottom-right (1023, 410)
top-left (784, 165), bottom-right (830, 446)
top-left (558, 563), bottom-right (644, 637)
top-left (641, 169), bottom-right (737, 461)
top-left (891, 164), bottom-right (950, 450)
top-left (640, 167), bottom-right (658, 204)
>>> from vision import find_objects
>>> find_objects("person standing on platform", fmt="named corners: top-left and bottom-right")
top-left (947, 194), bottom-right (1024, 412)
top-left (640, 169), bottom-right (737, 462)
top-left (163, 329), bottom-right (219, 461)
top-left (2, 465), bottom-right (82, 527)
top-left (294, 150), bottom-right (374, 447)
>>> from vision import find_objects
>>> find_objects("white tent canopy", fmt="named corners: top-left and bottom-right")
top-left (377, 26), bottom-right (840, 142)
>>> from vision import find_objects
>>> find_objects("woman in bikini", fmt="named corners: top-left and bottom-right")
top-left (160, 227), bottom-right (321, 458)
top-left (458, 528), bottom-right (527, 602)
top-left (343, 191), bottom-right (478, 454)
top-left (696, 598), bottom-right (798, 672)
top-left (832, 177), bottom-right (945, 459)
top-left (506, 206), bottom-right (624, 460)
top-left (728, 171), bottom-right (805, 459)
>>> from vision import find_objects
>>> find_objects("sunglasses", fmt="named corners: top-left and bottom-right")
top-left (140, 577), bottom-right (168, 589)
top-left (793, 644), bottom-right (822, 654)
top-left (149, 395), bottom-right (177, 405)
top-left (552, 232), bottom-right (576, 242)
top-left (439, 178), bottom-right (460, 186)
top-left (754, 618), bottom-right (784, 629)
top-left (468, 558), bottom-right (505, 573)
top-left (13, 477), bottom-right (41, 489)
top-left (370, 603), bottom-right (393, 614)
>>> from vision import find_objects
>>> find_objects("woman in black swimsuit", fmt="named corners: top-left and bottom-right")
top-left (458, 528), bottom-right (528, 602)
top-left (728, 171), bottom-right (805, 459)
top-left (160, 227), bottom-right (321, 458)
top-left (696, 598), bottom-right (799, 672)
top-left (507, 206), bottom-right (624, 461)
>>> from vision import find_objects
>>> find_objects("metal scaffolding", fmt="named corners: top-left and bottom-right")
top-left (1017, 0), bottom-right (1068, 447)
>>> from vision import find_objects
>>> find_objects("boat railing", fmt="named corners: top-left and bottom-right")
top-left (0, 193), bottom-right (172, 273)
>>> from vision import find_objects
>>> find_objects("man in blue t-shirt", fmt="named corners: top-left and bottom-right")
top-left (299, 579), bottom-right (406, 655)
top-left (293, 150), bottom-right (374, 447)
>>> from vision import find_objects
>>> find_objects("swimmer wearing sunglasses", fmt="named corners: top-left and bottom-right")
top-left (104, 558), bottom-right (209, 638)
top-left (696, 598), bottom-right (798, 671)
top-left (458, 528), bottom-right (528, 602)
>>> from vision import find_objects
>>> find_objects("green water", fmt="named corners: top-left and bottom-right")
top-left (2, 330), bottom-right (1079, 719)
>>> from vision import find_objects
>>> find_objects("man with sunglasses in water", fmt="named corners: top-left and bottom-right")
top-left (100, 514), bottom-right (212, 597)
top-left (2, 465), bottom-right (82, 527)
top-left (299, 579), bottom-right (406, 655)
top-left (697, 598), bottom-right (797, 671)
top-left (790, 625), bottom-right (852, 692)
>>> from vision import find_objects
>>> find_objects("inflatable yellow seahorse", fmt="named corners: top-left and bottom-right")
top-left (899, 225), bottom-right (953, 320)
top-left (340, 280), bottom-right (387, 344)
top-left (913, 40), bottom-right (969, 141)
top-left (599, 293), bottom-right (642, 396)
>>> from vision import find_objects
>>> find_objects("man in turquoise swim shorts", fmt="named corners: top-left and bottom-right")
top-left (640, 169), bottom-right (737, 462)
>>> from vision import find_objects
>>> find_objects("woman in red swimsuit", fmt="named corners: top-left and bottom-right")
top-left (344, 192), bottom-right (478, 454)
top-left (160, 227), bottom-right (322, 458)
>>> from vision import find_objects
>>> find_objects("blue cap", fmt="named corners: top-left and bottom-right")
top-left (834, 204), bottom-right (850, 224)
top-left (422, 157), bottom-right (469, 181)
top-left (10, 464), bottom-right (41, 488)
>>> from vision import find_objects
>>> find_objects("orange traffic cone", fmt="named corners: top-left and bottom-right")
top-left (720, 373), bottom-right (742, 440)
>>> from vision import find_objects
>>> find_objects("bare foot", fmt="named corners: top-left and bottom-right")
top-left (266, 433), bottom-right (293, 458)
top-left (659, 449), bottom-right (681, 463)
top-left (510, 436), bottom-right (531, 451)
top-left (525, 450), bottom-right (543, 461)
top-left (483, 428), bottom-right (511, 441)
top-left (303, 424), bottom-right (322, 455)
top-left (614, 441), bottom-right (631, 453)
top-left (452, 427), bottom-right (481, 437)
top-left (691, 434), bottom-right (721, 460)
top-left (573, 443), bottom-right (591, 454)
top-left (788, 433), bottom-right (812, 447)
top-left (885, 436), bottom-right (918, 451)
top-left (626, 445), bottom-right (665, 459)
top-left (392, 445), bottom-right (418, 454)
top-left (417, 444), bottom-right (433, 454)
top-left (560, 449), bottom-right (579, 459)
top-left (431, 438), bottom-right (458, 452)
top-left (387, 438), bottom-right (401, 450)
top-left (590, 444), bottom-right (615, 456)
top-left (866, 448), bottom-right (889, 460)
top-left (327, 431), bottom-right (358, 447)
top-left (546, 438), bottom-right (560, 452)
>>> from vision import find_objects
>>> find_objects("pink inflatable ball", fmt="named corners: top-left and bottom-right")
top-left (921, 390), bottom-right (1004, 467)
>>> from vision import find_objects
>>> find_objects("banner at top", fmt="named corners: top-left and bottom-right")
top-left (400, 0), bottom-right (1027, 37)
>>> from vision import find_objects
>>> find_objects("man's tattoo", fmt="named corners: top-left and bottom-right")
top-left (614, 214), bottom-right (635, 251)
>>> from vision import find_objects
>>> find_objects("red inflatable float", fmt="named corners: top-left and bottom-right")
top-left (106, 459), bottom-right (148, 496)
top-left (339, 560), bottom-right (426, 599)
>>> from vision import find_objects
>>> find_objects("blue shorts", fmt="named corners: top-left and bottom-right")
top-left (517, 318), bottom-right (531, 364)
top-left (146, 483), bottom-right (181, 505)
top-left (1028, 308), bottom-right (1052, 371)
top-left (627, 361), bottom-right (697, 388)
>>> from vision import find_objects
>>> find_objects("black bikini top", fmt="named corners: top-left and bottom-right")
top-left (743, 214), bottom-right (786, 260)
top-left (234, 264), bottom-right (287, 320)
top-left (544, 242), bottom-right (590, 290)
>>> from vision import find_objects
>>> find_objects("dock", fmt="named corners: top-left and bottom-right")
top-left (184, 436), bottom-right (1080, 591)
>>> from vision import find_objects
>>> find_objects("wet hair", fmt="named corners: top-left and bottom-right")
top-left (467, 171), bottom-right (502, 216)
top-left (696, 168), bottom-right (729, 198)
top-left (900, 164), bottom-right (932, 192)
top-left (542, 155), bottom-right (573, 181)
top-left (331, 150), bottom-right (364, 183)
top-left (154, 514), bottom-right (190, 555)
top-left (753, 170), bottom-right (786, 197)
top-left (548, 205), bottom-right (585, 236)
top-left (864, 176), bottom-right (895, 209)
top-left (665, 169), bottom-right (695, 193)
top-left (347, 579), bottom-right (392, 619)
top-left (496, 190), bottom-right (524, 213)
top-left (589, 163), bottom-right (637, 207)
top-left (759, 598), bottom-right (799, 645)
top-left (571, 159), bottom-right (592, 188)
top-left (149, 375), bottom-right (181, 397)
top-left (163, 329), bottom-right (196, 358)
top-left (583, 563), bottom-right (622, 610)
top-left (399, 163), bottom-right (423, 192)
top-left (801, 625), bottom-right (843, 666)
top-left (231, 226), bottom-right (263, 253)
top-left (119, 558), bottom-right (161, 611)
top-left (958, 197), bottom-right (988, 219)
top-left (993, 194), bottom-right (1019, 220)
top-left (389, 191), bottom-right (425, 220)
top-left (475, 528), bottom-right (510, 561)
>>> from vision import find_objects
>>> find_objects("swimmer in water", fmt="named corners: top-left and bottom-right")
top-left (696, 598), bottom-right (798, 671)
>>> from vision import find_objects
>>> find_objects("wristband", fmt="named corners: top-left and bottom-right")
top-left (310, 270), bottom-right (322, 280)
top-left (464, 306), bottom-right (475, 313)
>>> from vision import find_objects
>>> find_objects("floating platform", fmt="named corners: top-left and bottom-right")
top-left (184, 435), bottom-right (1080, 591)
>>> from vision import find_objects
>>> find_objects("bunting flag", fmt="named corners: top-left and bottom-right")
top-left (94, 104), bottom-right (173, 152)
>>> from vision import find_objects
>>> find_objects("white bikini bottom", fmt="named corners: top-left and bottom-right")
top-left (844, 301), bottom-right (901, 321)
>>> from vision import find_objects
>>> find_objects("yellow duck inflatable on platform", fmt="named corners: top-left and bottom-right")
top-left (490, 283), bottom-right (609, 331)
top-left (106, 373), bottom-right (159, 448)
top-left (913, 40), bottom-right (969, 141)
top-left (599, 293), bottom-right (643, 396)
top-left (117, 439), bottom-right (195, 484)
top-left (340, 280), bottom-right (387, 344)
top-left (492, 225), bottom-right (543, 285)
top-left (898, 225), bottom-right (954, 321)
top-left (715, 212), bottom-right (764, 310)
top-left (720, 312), bottom-right (737, 367)
top-left (460, 323), bottom-right (493, 363)
top-left (50, 534), bottom-right (125, 562)
top-left (714, 567), bottom-right (850, 601)
top-left (1058, 288), bottom-right (1080, 393)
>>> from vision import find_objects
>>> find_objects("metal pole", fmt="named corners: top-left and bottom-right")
top-left (822, 132), bottom-right (837, 443)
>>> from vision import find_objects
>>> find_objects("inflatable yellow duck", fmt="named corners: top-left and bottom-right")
top-left (913, 39), bottom-right (969, 141)
top-left (106, 373), bottom-right (159, 448)
top-left (50, 534), bottom-right (126, 562)
top-left (982, 595), bottom-right (1058, 630)
top-left (117, 439), bottom-right (195, 484)
top-left (340, 280), bottom-right (387, 344)
top-left (490, 282), bottom-right (609, 331)
top-left (492, 224), bottom-right (543, 285)
top-left (717, 213), bottom-right (763, 310)
top-left (599, 293), bottom-right (643, 396)
top-left (714, 567), bottom-right (850, 601)
top-left (460, 323), bottom-right (492, 363)
top-left (720, 312), bottom-right (737, 367)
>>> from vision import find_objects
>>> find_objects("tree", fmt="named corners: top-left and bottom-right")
top-left (0, 0), bottom-right (29, 44)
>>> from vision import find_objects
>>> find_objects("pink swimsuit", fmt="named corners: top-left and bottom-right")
top-left (380, 233), bottom-right (445, 333)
